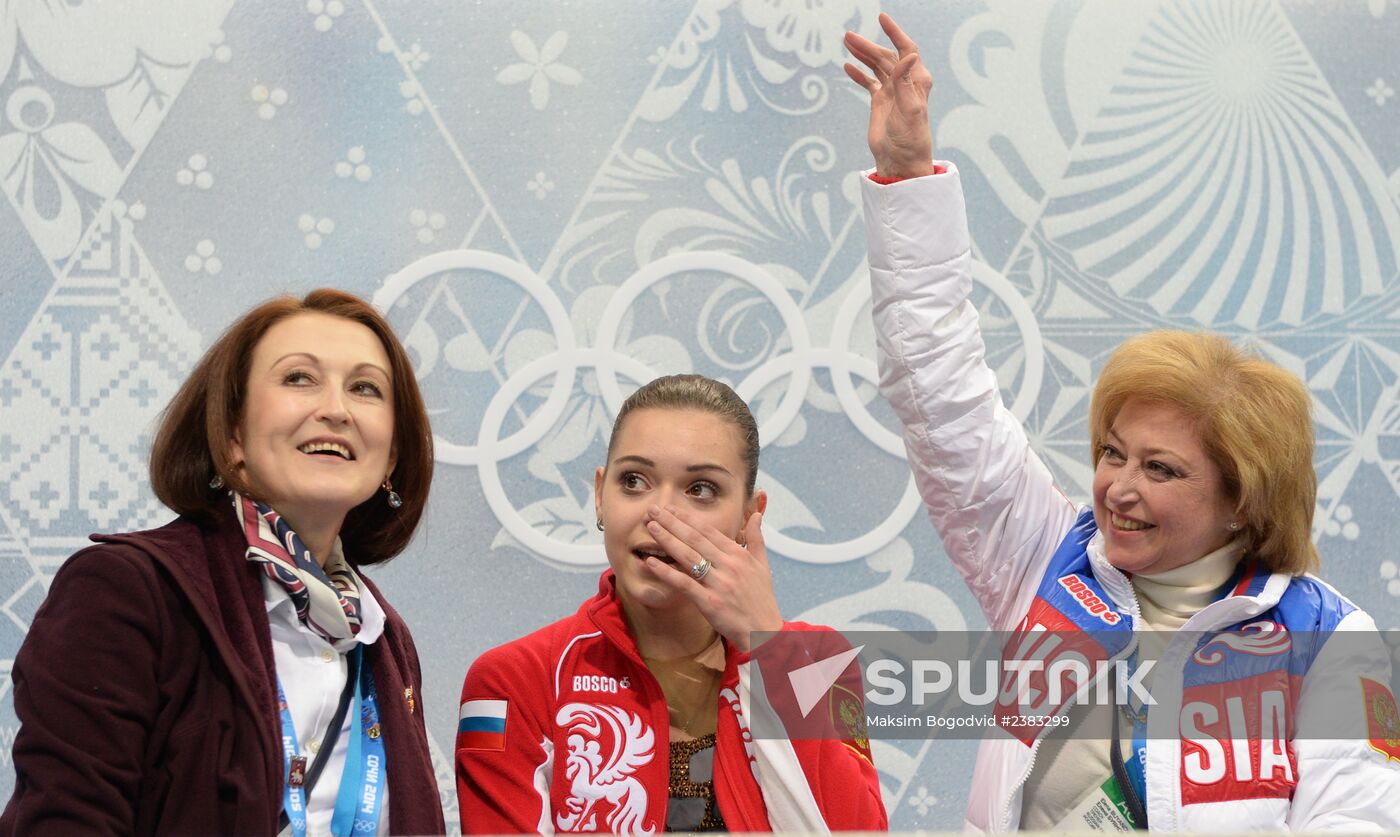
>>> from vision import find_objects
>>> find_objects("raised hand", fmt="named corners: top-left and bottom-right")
top-left (640, 505), bottom-right (782, 654)
top-left (844, 12), bottom-right (936, 179)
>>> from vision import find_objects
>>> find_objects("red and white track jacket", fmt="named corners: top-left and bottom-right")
top-left (456, 572), bottom-right (887, 834)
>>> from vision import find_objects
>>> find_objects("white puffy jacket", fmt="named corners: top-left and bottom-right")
top-left (862, 166), bottom-right (1400, 832)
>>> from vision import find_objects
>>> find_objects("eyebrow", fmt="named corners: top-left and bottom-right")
top-left (613, 455), bottom-right (734, 477)
top-left (1106, 428), bottom-right (1182, 460)
top-left (272, 353), bottom-right (391, 379)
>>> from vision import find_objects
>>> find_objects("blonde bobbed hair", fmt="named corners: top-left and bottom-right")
top-left (1089, 331), bottom-right (1318, 575)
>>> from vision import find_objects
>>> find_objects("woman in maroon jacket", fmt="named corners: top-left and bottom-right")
top-left (2, 289), bottom-right (445, 836)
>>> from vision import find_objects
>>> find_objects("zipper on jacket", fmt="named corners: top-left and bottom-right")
top-left (998, 575), bottom-right (1145, 831)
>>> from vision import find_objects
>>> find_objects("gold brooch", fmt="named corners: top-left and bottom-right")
top-left (405, 686), bottom-right (415, 714)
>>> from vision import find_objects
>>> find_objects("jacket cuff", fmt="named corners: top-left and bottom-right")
top-left (867, 164), bottom-right (947, 184)
top-left (861, 162), bottom-right (969, 272)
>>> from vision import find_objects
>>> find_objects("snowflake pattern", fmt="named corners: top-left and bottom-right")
top-left (184, 239), bottom-right (222, 275)
top-left (1366, 77), bottom-right (1394, 105)
top-left (251, 84), bottom-right (288, 120)
top-left (404, 42), bottom-right (431, 71)
top-left (409, 209), bottom-right (447, 244)
top-left (1321, 503), bottom-right (1361, 541)
top-left (208, 29), bottom-right (232, 63)
top-left (377, 35), bottom-right (430, 71)
top-left (335, 146), bottom-right (371, 182)
top-left (399, 79), bottom-right (425, 116)
top-left (298, 214), bottom-right (335, 250)
top-left (495, 30), bottom-right (582, 110)
top-left (526, 172), bottom-right (555, 199)
top-left (176, 154), bottom-right (213, 190)
top-left (307, 0), bottom-right (344, 33)
top-left (907, 785), bottom-right (938, 817)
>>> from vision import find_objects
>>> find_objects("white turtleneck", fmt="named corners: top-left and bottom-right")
top-left (1018, 538), bottom-right (1245, 830)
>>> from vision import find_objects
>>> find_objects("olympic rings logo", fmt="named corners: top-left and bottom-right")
top-left (374, 250), bottom-right (1042, 566)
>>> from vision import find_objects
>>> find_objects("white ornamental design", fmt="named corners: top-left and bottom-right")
top-left (1192, 620), bottom-right (1292, 666)
top-left (555, 702), bottom-right (657, 835)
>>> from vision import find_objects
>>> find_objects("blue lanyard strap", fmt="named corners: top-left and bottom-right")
top-left (278, 646), bottom-right (387, 837)
top-left (277, 679), bottom-right (308, 837)
top-left (1123, 649), bottom-right (1148, 812)
top-left (1108, 648), bottom-right (1149, 829)
top-left (333, 647), bottom-right (386, 834)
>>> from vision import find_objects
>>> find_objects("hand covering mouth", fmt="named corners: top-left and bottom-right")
top-left (297, 440), bottom-right (355, 460)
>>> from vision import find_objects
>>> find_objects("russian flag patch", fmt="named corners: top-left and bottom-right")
top-left (458, 699), bottom-right (508, 750)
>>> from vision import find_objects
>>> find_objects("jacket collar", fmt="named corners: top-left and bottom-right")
top-left (1085, 526), bottom-right (1294, 631)
top-left (584, 570), bottom-right (648, 668)
top-left (92, 503), bottom-right (277, 746)
top-left (582, 570), bottom-right (744, 676)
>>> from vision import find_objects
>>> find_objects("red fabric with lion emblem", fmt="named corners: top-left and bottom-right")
top-left (455, 571), bottom-right (887, 834)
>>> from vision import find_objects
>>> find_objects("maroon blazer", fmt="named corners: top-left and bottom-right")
top-left (0, 506), bottom-right (446, 836)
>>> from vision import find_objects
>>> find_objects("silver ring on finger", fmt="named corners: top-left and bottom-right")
top-left (690, 558), bottom-right (712, 582)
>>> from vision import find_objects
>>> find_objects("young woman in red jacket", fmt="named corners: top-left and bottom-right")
top-left (457, 374), bottom-right (888, 834)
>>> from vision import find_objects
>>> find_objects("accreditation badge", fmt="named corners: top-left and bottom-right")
top-left (288, 755), bottom-right (307, 788)
top-left (1053, 775), bottom-right (1136, 832)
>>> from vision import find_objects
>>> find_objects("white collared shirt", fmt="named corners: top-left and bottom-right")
top-left (265, 540), bottom-right (390, 836)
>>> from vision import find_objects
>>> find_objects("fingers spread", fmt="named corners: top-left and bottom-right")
top-left (843, 62), bottom-right (878, 92)
top-left (843, 30), bottom-right (895, 78)
top-left (879, 12), bottom-right (920, 57)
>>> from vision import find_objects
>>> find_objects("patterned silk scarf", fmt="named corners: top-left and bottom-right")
top-left (235, 492), bottom-right (363, 642)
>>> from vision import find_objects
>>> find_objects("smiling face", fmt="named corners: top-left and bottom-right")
top-left (594, 407), bottom-right (764, 610)
top-left (1092, 398), bottom-right (1238, 576)
top-left (231, 312), bottom-right (396, 541)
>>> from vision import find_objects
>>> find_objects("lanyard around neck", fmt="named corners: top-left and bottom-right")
top-left (1110, 651), bottom-right (1149, 830)
top-left (277, 646), bottom-right (387, 837)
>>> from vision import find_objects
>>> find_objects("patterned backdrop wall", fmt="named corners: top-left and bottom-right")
top-left (0, 0), bottom-right (1397, 829)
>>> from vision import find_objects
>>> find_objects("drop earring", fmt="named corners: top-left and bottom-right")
top-left (383, 478), bottom-right (403, 510)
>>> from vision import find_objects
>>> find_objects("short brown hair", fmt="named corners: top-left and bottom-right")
top-left (150, 289), bottom-right (433, 565)
top-left (606, 375), bottom-right (760, 495)
top-left (1089, 330), bottom-right (1317, 575)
